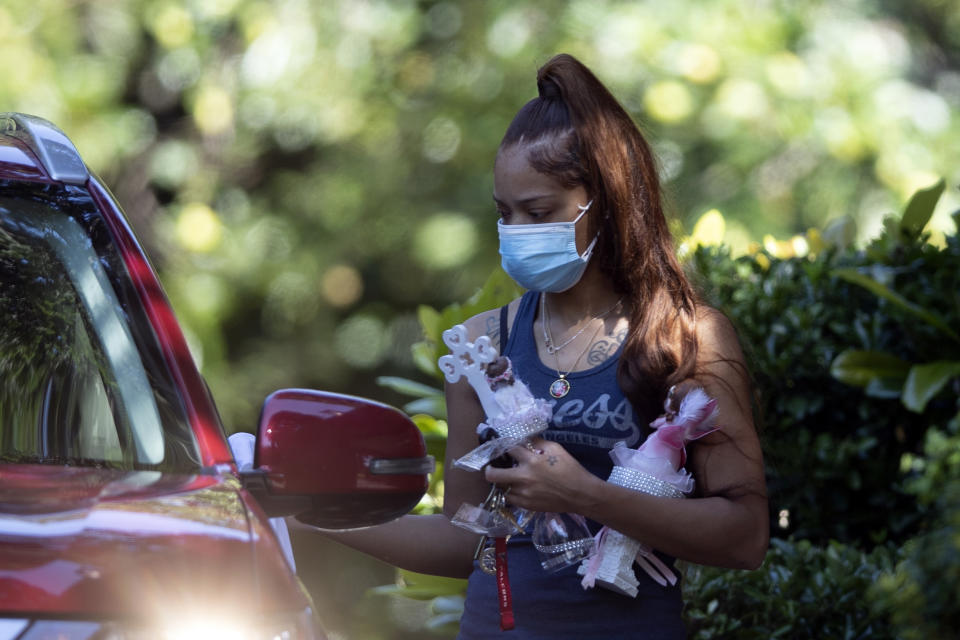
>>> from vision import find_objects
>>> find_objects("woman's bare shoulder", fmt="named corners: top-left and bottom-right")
top-left (461, 297), bottom-right (523, 352)
top-left (692, 305), bottom-right (751, 400)
top-left (695, 304), bottom-right (744, 360)
top-left (691, 304), bottom-right (754, 429)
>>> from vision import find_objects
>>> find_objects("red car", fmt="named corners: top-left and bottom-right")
top-left (0, 113), bottom-right (433, 638)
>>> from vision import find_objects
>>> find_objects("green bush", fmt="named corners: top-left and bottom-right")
top-left (682, 538), bottom-right (900, 639)
top-left (688, 200), bottom-right (960, 546)
top-left (871, 425), bottom-right (960, 640)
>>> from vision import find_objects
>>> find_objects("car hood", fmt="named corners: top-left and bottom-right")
top-left (0, 463), bottom-right (301, 619)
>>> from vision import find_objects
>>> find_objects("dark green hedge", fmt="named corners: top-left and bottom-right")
top-left (688, 210), bottom-right (960, 547)
top-left (682, 421), bottom-right (960, 640)
top-left (871, 425), bottom-right (960, 640)
top-left (682, 538), bottom-right (899, 639)
top-left (682, 193), bottom-right (960, 637)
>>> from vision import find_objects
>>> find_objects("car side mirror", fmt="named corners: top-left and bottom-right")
top-left (241, 389), bottom-right (433, 529)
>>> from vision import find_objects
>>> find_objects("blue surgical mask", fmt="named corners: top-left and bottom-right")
top-left (498, 201), bottom-right (600, 292)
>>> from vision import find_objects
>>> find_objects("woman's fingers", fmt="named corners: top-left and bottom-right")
top-left (507, 442), bottom-right (541, 462)
top-left (482, 439), bottom-right (589, 513)
top-left (526, 437), bottom-right (550, 454)
top-left (484, 438), bottom-right (562, 496)
top-left (484, 464), bottom-right (518, 485)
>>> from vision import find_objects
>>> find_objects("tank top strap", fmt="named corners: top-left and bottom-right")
top-left (499, 304), bottom-right (509, 351)
top-left (502, 290), bottom-right (539, 359)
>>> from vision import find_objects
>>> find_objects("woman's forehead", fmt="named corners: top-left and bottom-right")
top-left (493, 145), bottom-right (567, 201)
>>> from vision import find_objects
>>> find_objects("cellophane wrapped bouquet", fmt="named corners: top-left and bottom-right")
top-left (438, 324), bottom-right (594, 568)
top-left (578, 385), bottom-right (720, 595)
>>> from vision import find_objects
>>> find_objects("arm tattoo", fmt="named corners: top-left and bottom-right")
top-left (484, 315), bottom-right (500, 348)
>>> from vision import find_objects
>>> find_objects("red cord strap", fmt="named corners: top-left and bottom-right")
top-left (495, 537), bottom-right (515, 631)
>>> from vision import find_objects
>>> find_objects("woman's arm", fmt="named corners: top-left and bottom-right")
top-left (439, 310), bottom-right (510, 527)
top-left (288, 514), bottom-right (480, 578)
top-left (486, 309), bottom-right (769, 570)
top-left (289, 309), bottom-right (509, 577)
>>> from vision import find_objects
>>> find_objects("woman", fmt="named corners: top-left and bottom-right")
top-left (304, 53), bottom-right (768, 638)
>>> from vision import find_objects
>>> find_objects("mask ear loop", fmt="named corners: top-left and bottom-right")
top-left (572, 199), bottom-right (594, 224)
top-left (575, 199), bottom-right (607, 261)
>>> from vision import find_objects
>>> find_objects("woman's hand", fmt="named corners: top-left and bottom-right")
top-left (483, 437), bottom-right (601, 514)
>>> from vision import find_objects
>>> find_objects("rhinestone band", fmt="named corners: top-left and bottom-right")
top-left (488, 404), bottom-right (550, 439)
top-left (492, 416), bottom-right (549, 439)
top-left (608, 466), bottom-right (685, 499)
top-left (532, 538), bottom-right (595, 555)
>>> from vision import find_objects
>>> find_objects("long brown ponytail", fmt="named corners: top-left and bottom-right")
top-left (500, 54), bottom-right (700, 427)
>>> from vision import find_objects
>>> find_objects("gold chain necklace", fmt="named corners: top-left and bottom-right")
top-left (541, 294), bottom-right (622, 399)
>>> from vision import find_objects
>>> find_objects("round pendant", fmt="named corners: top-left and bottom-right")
top-left (549, 378), bottom-right (571, 399)
top-left (479, 547), bottom-right (497, 575)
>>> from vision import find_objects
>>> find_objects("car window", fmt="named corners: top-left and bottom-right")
top-left (0, 183), bottom-right (201, 472)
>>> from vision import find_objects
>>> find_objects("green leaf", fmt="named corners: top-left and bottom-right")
top-left (865, 376), bottom-right (906, 399)
top-left (404, 396), bottom-right (446, 417)
top-left (376, 375), bottom-right (442, 398)
top-left (901, 178), bottom-right (945, 237)
top-left (831, 350), bottom-right (911, 388)
top-left (417, 304), bottom-right (443, 343)
top-left (833, 268), bottom-right (960, 342)
top-left (412, 341), bottom-right (441, 378)
top-left (902, 361), bottom-right (960, 413)
top-left (430, 595), bottom-right (466, 614)
top-left (406, 268), bottom-right (521, 381)
top-left (463, 267), bottom-right (523, 314)
top-left (366, 585), bottom-right (450, 600)
top-left (367, 570), bottom-right (467, 602)
top-left (425, 612), bottom-right (464, 631)
top-left (398, 570), bottom-right (468, 596)
top-left (411, 414), bottom-right (448, 436)
top-left (821, 215), bottom-right (857, 250)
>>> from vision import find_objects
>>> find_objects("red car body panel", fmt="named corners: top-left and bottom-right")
top-left (0, 465), bottom-right (308, 619)
top-left (259, 389), bottom-right (429, 494)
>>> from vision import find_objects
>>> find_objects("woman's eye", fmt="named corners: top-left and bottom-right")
top-left (529, 210), bottom-right (550, 219)
top-left (497, 208), bottom-right (510, 220)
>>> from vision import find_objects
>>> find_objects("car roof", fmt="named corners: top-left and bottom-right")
top-left (0, 136), bottom-right (48, 180)
top-left (0, 113), bottom-right (89, 184)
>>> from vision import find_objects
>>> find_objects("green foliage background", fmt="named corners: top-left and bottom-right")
top-left (4, 1), bottom-right (960, 637)
top-left (680, 196), bottom-right (960, 639)
top-left (4, 0), bottom-right (959, 432)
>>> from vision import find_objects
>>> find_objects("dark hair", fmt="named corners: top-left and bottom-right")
top-left (500, 54), bottom-right (699, 427)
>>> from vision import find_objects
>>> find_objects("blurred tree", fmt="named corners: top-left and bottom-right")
top-left (2, 0), bottom-right (957, 434)
top-left (3, 1), bottom-right (959, 635)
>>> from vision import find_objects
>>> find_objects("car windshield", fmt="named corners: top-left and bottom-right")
top-left (0, 182), bottom-right (201, 472)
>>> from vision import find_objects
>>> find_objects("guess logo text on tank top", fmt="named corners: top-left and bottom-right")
top-left (544, 393), bottom-right (641, 448)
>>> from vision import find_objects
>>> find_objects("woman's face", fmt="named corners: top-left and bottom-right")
top-left (493, 144), bottom-right (592, 252)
